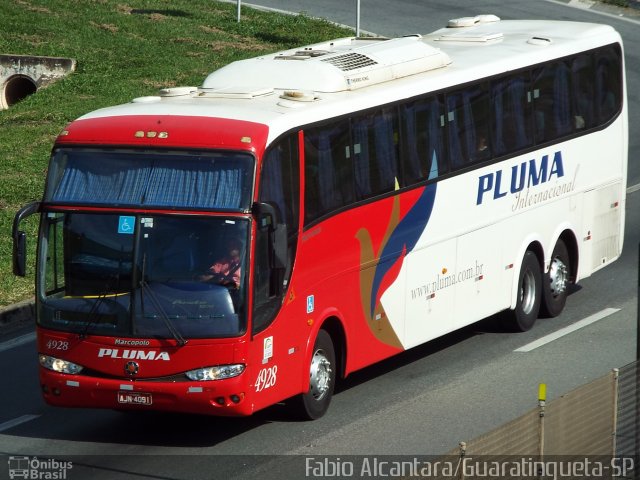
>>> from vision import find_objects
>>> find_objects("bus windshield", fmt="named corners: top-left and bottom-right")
top-left (38, 212), bottom-right (249, 339)
top-left (45, 148), bottom-right (254, 211)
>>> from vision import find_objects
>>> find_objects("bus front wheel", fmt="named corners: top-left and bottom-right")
top-left (293, 329), bottom-right (335, 420)
top-left (505, 251), bottom-right (542, 332)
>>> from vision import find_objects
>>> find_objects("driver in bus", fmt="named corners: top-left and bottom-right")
top-left (198, 238), bottom-right (242, 289)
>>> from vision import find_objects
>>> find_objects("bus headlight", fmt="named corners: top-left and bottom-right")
top-left (185, 364), bottom-right (245, 381)
top-left (39, 354), bottom-right (84, 375)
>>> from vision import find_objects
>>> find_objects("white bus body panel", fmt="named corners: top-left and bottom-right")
top-left (382, 114), bottom-right (625, 350)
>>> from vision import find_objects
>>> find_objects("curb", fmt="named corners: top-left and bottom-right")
top-left (0, 299), bottom-right (35, 335)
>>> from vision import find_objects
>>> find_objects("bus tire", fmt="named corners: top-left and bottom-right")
top-left (505, 250), bottom-right (541, 332)
top-left (293, 329), bottom-right (335, 420)
top-left (541, 239), bottom-right (570, 318)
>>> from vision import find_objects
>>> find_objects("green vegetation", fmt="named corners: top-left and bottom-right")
top-left (0, 0), bottom-right (351, 306)
top-left (601, 0), bottom-right (629, 7)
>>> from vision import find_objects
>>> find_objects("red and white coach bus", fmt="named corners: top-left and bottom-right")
top-left (13, 15), bottom-right (627, 419)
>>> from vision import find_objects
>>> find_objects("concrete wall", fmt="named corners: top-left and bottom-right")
top-left (0, 55), bottom-right (76, 109)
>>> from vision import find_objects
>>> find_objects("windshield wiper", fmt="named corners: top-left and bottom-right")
top-left (79, 274), bottom-right (117, 339)
top-left (79, 249), bottom-right (129, 339)
top-left (139, 254), bottom-right (187, 346)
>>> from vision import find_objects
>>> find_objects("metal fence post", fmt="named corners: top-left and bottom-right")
top-left (356, 0), bottom-right (361, 37)
top-left (237, 0), bottom-right (241, 22)
top-left (612, 368), bottom-right (620, 456)
top-left (457, 442), bottom-right (466, 480)
top-left (538, 383), bottom-right (546, 461)
top-left (636, 245), bottom-right (639, 466)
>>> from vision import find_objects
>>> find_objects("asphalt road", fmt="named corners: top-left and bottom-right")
top-left (1, 1), bottom-right (639, 479)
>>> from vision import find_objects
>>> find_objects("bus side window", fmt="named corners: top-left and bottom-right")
top-left (595, 45), bottom-right (622, 124)
top-left (44, 213), bottom-right (66, 295)
top-left (400, 96), bottom-right (444, 186)
top-left (352, 107), bottom-right (400, 199)
top-left (304, 121), bottom-right (352, 224)
top-left (260, 137), bottom-right (300, 233)
top-left (571, 53), bottom-right (595, 130)
top-left (446, 84), bottom-right (491, 169)
top-left (254, 135), bottom-right (300, 334)
top-left (533, 61), bottom-right (573, 143)
top-left (491, 73), bottom-right (533, 156)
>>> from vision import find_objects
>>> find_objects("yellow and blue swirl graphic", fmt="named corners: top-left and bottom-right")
top-left (356, 183), bottom-right (437, 347)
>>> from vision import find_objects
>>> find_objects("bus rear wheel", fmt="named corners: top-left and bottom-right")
top-left (292, 329), bottom-right (335, 420)
top-left (541, 239), bottom-right (570, 318)
top-left (504, 250), bottom-right (541, 332)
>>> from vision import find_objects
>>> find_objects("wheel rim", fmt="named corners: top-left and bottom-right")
top-left (309, 348), bottom-right (332, 401)
top-left (548, 256), bottom-right (568, 298)
top-left (520, 268), bottom-right (537, 315)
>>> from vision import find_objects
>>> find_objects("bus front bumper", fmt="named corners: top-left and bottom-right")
top-left (39, 368), bottom-right (254, 416)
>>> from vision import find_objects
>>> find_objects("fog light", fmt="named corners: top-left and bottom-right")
top-left (215, 397), bottom-right (225, 406)
top-left (230, 394), bottom-right (242, 404)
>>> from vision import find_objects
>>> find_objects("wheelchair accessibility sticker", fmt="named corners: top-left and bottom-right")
top-left (306, 295), bottom-right (315, 314)
top-left (118, 216), bottom-right (135, 235)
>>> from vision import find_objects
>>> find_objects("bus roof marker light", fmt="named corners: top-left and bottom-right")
top-left (240, 136), bottom-right (251, 144)
top-left (528, 37), bottom-right (553, 46)
top-left (132, 96), bottom-right (161, 104)
top-left (197, 86), bottom-right (274, 99)
top-left (159, 86), bottom-right (197, 97)
top-left (447, 14), bottom-right (500, 28)
top-left (280, 90), bottom-right (319, 102)
top-left (436, 31), bottom-right (504, 43)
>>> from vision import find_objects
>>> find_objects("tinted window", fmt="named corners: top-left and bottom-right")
top-left (301, 44), bottom-right (623, 226)
top-left (532, 60), bottom-right (573, 143)
top-left (491, 73), bottom-right (533, 156)
top-left (254, 135), bottom-right (300, 333)
top-left (352, 107), bottom-right (400, 198)
top-left (571, 53), bottom-right (596, 130)
top-left (445, 83), bottom-right (491, 169)
top-left (595, 45), bottom-right (622, 124)
top-left (400, 96), bottom-right (445, 185)
top-left (304, 121), bottom-right (352, 223)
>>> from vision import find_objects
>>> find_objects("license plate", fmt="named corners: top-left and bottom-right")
top-left (117, 391), bottom-right (152, 405)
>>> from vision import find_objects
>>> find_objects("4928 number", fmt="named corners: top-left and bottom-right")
top-left (255, 365), bottom-right (277, 392)
top-left (46, 340), bottom-right (69, 351)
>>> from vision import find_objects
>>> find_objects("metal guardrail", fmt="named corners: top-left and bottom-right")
top-left (439, 363), bottom-right (639, 479)
top-left (615, 361), bottom-right (639, 458)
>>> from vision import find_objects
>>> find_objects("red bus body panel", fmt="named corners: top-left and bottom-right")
top-left (37, 113), bottom-right (421, 416)
top-left (56, 115), bottom-right (269, 157)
